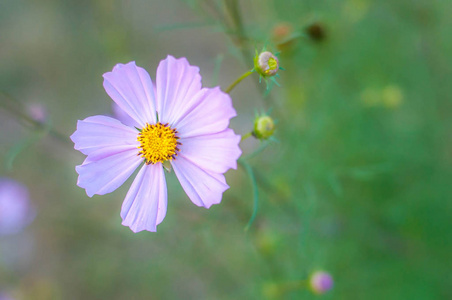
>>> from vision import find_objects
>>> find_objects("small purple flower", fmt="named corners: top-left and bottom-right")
top-left (71, 56), bottom-right (241, 233)
top-left (309, 271), bottom-right (334, 294)
top-left (26, 102), bottom-right (47, 124)
top-left (0, 178), bottom-right (35, 236)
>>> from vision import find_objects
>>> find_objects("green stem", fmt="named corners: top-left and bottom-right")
top-left (241, 131), bottom-right (253, 141)
top-left (242, 140), bottom-right (270, 160)
top-left (239, 159), bottom-right (259, 231)
top-left (0, 92), bottom-right (72, 147)
top-left (225, 70), bottom-right (254, 93)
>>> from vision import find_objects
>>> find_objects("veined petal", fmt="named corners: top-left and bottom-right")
top-left (70, 115), bottom-right (139, 156)
top-left (173, 87), bottom-right (237, 138)
top-left (172, 155), bottom-right (229, 209)
top-left (103, 61), bottom-right (157, 127)
top-left (155, 55), bottom-right (202, 125)
top-left (178, 129), bottom-right (242, 173)
top-left (121, 164), bottom-right (167, 233)
top-left (76, 148), bottom-right (142, 197)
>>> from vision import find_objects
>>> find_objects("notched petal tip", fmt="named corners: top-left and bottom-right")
top-left (105, 61), bottom-right (137, 75)
top-left (120, 164), bottom-right (167, 234)
top-left (122, 220), bottom-right (157, 233)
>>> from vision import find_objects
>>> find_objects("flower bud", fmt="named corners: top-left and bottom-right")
top-left (253, 114), bottom-right (275, 140)
top-left (309, 271), bottom-right (333, 294)
top-left (254, 51), bottom-right (279, 77)
top-left (306, 23), bottom-right (327, 42)
top-left (26, 103), bottom-right (47, 124)
top-left (272, 23), bottom-right (297, 52)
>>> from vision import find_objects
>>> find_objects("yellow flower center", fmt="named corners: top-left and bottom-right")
top-left (266, 57), bottom-right (278, 74)
top-left (137, 122), bottom-right (180, 165)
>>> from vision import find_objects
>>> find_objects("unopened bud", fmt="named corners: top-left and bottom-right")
top-left (306, 23), bottom-right (327, 42)
top-left (26, 103), bottom-right (47, 124)
top-left (255, 51), bottom-right (279, 77)
top-left (309, 271), bottom-right (333, 294)
top-left (272, 23), bottom-right (297, 52)
top-left (253, 115), bottom-right (275, 140)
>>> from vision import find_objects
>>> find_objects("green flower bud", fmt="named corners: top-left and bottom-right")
top-left (254, 51), bottom-right (279, 77)
top-left (253, 114), bottom-right (275, 140)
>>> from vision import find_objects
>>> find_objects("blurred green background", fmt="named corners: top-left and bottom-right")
top-left (1, 0), bottom-right (451, 299)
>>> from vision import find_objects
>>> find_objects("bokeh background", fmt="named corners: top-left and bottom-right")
top-left (1, 0), bottom-right (451, 299)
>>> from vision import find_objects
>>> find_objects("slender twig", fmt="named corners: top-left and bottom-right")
top-left (0, 92), bottom-right (72, 147)
top-left (225, 70), bottom-right (254, 93)
top-left (240, 131), bottom-right (253, 141)
top-left (239, 159), bottom-right (259, 231)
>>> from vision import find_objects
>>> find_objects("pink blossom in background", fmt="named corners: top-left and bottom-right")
top-left (309, 271), bottom-right (334, 294)
top-left (0, 178), bottom-right (35, 236)
top-left (71, 56), bottom-right (241, 233)
top-left (0, 292), bottom-right (15, 300)
top-left (26, 102), bottom-right (47, 124)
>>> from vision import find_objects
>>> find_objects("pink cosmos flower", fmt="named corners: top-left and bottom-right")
top-left (71, 56), bottom-right (241, 233)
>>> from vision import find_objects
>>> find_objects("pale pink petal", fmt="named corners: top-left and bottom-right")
top-left (171, 155), bottom-right (229, 208)
top-left (76, 148), bottom-right (142, 197)
top-left (172, 87), bottom-right (237, 138)
top-left (103, 61), bottom-right (156, 127)
top-left (71, 115), bottom-right (139, 156)
top-left (121, 164), bottom-right (167, 233)
top-left (112, 102), bottom-right (140, 128)
top-left (178, 129), bottom-right (241, 173)
top-left (155, 55), bottom-right (202, 124)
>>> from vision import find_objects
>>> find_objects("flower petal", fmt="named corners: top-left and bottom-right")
top-left (103, 61), bottom-right (157, 127)
top-left (70, 115), bottom-right (139, 156)
top-left (112, 102), bottom-right (140, 128)
top-left (121, 164), bottom-right (167, 233)
top-left (178, 129), bottom-right (241, 173)
top-left (172, 155), bottom-right (229, 208)
top-left (76, 147), bottom-right (142, 197)
top-left (172, 87), bottom-right (237, 138)
top-left (155, 55), bottom-right (202, 125)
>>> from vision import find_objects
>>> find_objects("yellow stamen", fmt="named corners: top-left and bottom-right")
top-left (266, 57), bottom-right (278, 73)
top-left (137, 122), bottom-right (180, 165)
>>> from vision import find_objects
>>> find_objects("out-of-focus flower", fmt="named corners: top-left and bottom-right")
top-left (26, 103), bottom-right (47, 124)
top-left (382, 85), bottom-right (404, 109)
top-left (309, 271), bottom-right (334, 294)
top-left (272, 23), bottom-right (298, 52)
top-left (0, 178), bottom-right (35, 236)
top-left (253, 113), bottom-right (275, 140)
top-left (306, 22), bottom-right (327, 42)
top-left (272, 23), bottom-right (293, 44)
top-left (360, 85), bottom-right (404, 109)
top-left (71, 56), bottom-right (241, 233)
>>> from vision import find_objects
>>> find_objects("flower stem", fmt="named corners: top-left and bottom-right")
top-left (225, 70), bottom-right (254, 94)
top-left (0, 92), bottom-right (72, 147)
top-left (241, 131), bottom-right (253, 141)
top-left (239, 159), bottom-right (259, 232)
